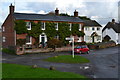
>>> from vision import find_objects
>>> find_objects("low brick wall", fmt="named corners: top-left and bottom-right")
top-left (21, 46), bottom-right (72, 54)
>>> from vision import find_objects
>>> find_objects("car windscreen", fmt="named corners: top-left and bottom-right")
top-left (75, 46), bottom-right (81, 48)
top-left (81, 45), bottom-right (87, 48)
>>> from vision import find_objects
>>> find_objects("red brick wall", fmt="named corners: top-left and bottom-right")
top-left (2, 14), bottom-right (16, 49)
top-left (16, 34), bottom-right (27, 39)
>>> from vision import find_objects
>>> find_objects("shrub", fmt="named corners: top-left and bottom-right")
top-left (2, 48), bottom-right (16, 54)
top-left (47, 38), bottom-right (63, 51)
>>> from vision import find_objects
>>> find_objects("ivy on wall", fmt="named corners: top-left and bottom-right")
top-left (14, 20), bottom-right (27, 34)
top-left (14, 20), bottom-right (85, 45)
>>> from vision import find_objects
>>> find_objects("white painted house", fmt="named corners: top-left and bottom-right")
top-left (102, 19), bottom-right (120, 44)
top-left (84, 20), bottom-right (102, 43)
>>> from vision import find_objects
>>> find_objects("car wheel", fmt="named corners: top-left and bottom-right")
top-left (87, 51), bottom-right (89, 54)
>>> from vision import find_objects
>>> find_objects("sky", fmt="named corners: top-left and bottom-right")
top-left (0, 0), bottom-right (119, 28)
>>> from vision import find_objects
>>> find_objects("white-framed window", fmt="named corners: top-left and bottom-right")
top-left (69, 23), bottom-right (72, 31)
top-left (55, 23), bottom-right (58, 30)
top-left (41, 22), bottom-right (45, 30)
top-left (26, 36), bottom-right (32, 44)
top-left (54, 35), bottom-right (59, 39)
top-left (3, 37), bottom-right (6, 42)
top-left (85, 27), bottom-right (89, 31)
top-left (92, 27), bottom-right (95, 31)
top-left (79, 24), bottom-right (82, 31)
top-left (2, 26), bottom-right (5, 32)
top-left (26, 22), bottom-right (31, 30)
top-left (85, 36), bottom-right (91, 40)
top-left (97, 36), bottom-right (101, 41)
top-left (97, 27), bottom-right (100, 31)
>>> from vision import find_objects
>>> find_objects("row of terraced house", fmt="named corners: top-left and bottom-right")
top-left (2, 4), bottom-right (119, 52)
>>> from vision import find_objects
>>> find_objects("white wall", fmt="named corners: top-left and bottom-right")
top-left (84, 26), bottom-right (102, 43)
top-left (118, 33), bottom-right (120, 44)
top-left (102, 28), bottom-right (118, 44)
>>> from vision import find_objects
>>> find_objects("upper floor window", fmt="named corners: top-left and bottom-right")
top-left (79, 24), bottom-right (82, 31)
top-left (2, 26), bottom-right (5, 32)
top-left (85, 27), bottom-right (89, 31)
top-left (97, 27), bottom-right (100, 31)
top-left (3, 37), bottom-right (6, 42)
top-left (69, 23), bottom-right (72, 31)
top-left (92, 27), bottom-right (95, 31)
top-left (41, 22), bottom-right (45, 30)
top-left (26, 22), bottom-right (31, 30)
top-left (55, 23), bottom-right (58, 30)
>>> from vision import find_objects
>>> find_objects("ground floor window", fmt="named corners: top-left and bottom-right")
top-left (97, 36), bottom-right (101, 41)
top-left (26, 35), bottom-right (32, 44)
top-left (3, 37), bottom-right (6, 42)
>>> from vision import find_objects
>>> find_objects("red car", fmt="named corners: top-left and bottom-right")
top-left (74, 45), bottom-right (90, 54)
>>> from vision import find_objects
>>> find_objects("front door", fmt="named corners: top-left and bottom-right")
top-left (41, 36), bottom-right (45, 48)
top-left (92, 36), bottom-right (94, 43)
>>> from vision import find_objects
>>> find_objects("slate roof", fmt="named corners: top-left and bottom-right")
top-left (84, 20), bottom-right (102, 27)
top-left (102, 22), bottom-right (120, 33)
top-left (13, 13), bottom-right (83, 23)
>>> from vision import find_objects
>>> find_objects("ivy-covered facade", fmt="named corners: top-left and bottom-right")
top-left (2, 4), bottom-right (85, 50)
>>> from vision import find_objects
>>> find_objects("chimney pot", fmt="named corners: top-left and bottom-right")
top-left (9, 3), bottom-right (14, 14)
top-left (74, 10), bottom-right (78, 17)
top-left (55, 8), bottom-right (59, 16)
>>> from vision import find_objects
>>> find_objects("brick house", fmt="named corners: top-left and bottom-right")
top-left (2, 4), bottom-right (85, 51)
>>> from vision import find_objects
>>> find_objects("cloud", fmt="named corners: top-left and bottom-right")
top-left (37, 10), bottom-right (46, 14)
top-left (0, 0), bottom-right (119, 27)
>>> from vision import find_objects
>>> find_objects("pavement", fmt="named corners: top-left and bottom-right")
top-left (1, 46), bottom-right (119, 79)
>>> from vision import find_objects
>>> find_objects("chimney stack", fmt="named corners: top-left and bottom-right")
top-left (9, 3), bottom-right (14, 14)
top-left (74, 10), bottom-right (78, 17)
top-left (112, 19), bottom-right (115, 23)
top-left (55, 8), bottom-right (59, 16)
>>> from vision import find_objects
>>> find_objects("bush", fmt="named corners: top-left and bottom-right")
top-left (2, 48), bottom-right (16, 54)
top-left (47, 38), bottom-right (63, 51)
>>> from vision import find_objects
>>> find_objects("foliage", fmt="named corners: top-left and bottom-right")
top-left (45, 22), bottom-right (57, 39)
top-left (2, 48), bottom-right (16, 54)
top-left (14, 20), bottom-right (27, 34)
top-left (72, 24), bottom-right (85, 37)
top-left (16, 39), bottom-right (26, 46)
top-left (60, 13), bottom-right (70, 16)
top-left (75, 41), bottom-right (86, 45)
top-left (47, 38), bottom-right (63, 50)
top-left (44, 55), bottom-right (90, 64)
top-left (14, 20), bottom-right (85, 46)
top-left (58, 22), bottom-right (71, 44)
top-left (2, 63), bottom-right (87, 78)
top-left (28, 22), bottom-right (42, 39)
top-left (79, 16), bottom-right (91, 20)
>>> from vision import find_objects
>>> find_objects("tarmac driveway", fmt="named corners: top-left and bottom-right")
top-left (1, 46), bottom-right (119, 79)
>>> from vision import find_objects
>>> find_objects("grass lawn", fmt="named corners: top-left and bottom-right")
top-left (2, 63), bottom-right (88, 78)
top-left (44, 55), bottom-right (90, 64)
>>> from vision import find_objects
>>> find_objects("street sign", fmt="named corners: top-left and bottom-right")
top-left (65, 37), bottom-right (72, 41)
top-left (65, 36), bottom-right (74, 58)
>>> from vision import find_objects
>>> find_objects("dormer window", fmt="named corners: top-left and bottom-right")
top-left (92, 27), bottom-right (95, 31)
top-left (26, 22), bottom-right (31, 30)
top-left (69, 23), bottom-right (72, 31)
top-left (41, 22), bottom-right (45, 30)
top-left (79, 24), bottom-right (82, 31)
top-left (97, 27), bottom-right (100, 31)
top-left (55, 23), bottom-right (58, 30)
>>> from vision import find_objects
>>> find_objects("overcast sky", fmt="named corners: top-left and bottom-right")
top-left (0, 0), bottom-right (119, 28)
